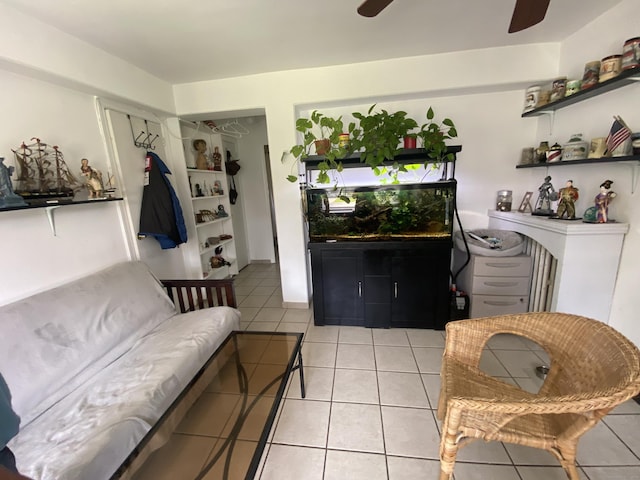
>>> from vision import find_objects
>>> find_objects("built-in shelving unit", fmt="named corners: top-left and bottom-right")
top-left (180, 124), bottom-right (238, 280)
top-left (521, 68), bottom-right (640, 118)
top-left (516, 155), bottom-right (640, 169)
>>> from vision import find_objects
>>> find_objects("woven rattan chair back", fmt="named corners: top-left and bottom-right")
top-left (437, 312), bottom-right (640, 480)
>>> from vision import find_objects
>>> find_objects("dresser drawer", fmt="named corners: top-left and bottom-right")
top-left (472, 256), bottom-right (532, 277)
top-left (471, 275), bottom-right (530, 295)
top-left (471, 295), bottom-right (528, 318)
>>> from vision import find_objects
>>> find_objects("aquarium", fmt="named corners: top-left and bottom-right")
top-left (305, 181), bottom-right (456, 242)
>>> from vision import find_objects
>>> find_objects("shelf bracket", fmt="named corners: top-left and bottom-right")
top-left (45, 206), bottom-right (60, 236)
top-left (536, 110), bottom-right (556, 136)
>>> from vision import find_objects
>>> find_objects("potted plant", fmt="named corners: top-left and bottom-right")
top-left (350, 105), bottom-right (418, 169)
top-left (417, 106), bottom-right (458, 163)
top-left (288, 110), bottom-right (355, 183)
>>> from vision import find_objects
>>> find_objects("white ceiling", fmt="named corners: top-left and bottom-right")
top-left (2, 0), bottom-right (624, 84)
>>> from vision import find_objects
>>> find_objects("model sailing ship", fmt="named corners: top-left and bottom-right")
top-left (12, 138), bottom-right (80, 202)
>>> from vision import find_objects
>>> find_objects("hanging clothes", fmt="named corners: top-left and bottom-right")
top-left (138, 151), bottom-right (187, 249)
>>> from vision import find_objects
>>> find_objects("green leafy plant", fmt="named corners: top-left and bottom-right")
top-left (288, 110), bottom-right (356, 184)
top-left (351, 105), bottom-right (418, 168)
top-left (418, 107), bottom-right (458, 163)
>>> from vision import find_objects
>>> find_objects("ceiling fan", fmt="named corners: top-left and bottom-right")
top-left (357, 0), bottom-right (550, 33)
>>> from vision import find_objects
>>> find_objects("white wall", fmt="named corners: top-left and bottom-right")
top-left (553, 0), bottom-right (640, 346)
top-left (218, 117), bottom-right (276, 263)
top-left (0, 70), bottom-right (131, 305)
top-left (174, 43), bottom-right (560, 307)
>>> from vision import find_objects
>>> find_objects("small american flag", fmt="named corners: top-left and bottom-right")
top-left (605, 116), bottom-right (631, 155)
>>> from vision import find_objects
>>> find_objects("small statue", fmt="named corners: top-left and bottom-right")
top-left (213, 180), bottom-right (223, 195)
top-left (0, 157), bottom-right (27, 207)
top-left (595, 180), bottom-right (616, 223)
top-left (193, 139), bottom-right (208, 170)
top-left (80, 158), bottom-right (104, 199)
top-left (195, 183), bottom-right (204, 197)
top-left (217, 204), bottom-right (229, 217)
top-left (212, 146), bottom-right (222, 171)
top-left (553, 179), bottom-right (580, 219)
top-left (533, 175), bottom-right (557, 216)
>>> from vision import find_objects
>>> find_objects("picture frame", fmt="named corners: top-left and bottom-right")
top-left (518, 192), bottom-right (534, 213)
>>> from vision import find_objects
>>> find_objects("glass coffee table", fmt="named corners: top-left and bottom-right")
top-left (112, 331), bottom-right (305, 480)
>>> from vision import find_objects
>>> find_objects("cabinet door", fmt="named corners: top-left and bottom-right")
top-left (311, 248), bottom-right (364, 326)
top-left (391, 247), bottom-right (451, 329)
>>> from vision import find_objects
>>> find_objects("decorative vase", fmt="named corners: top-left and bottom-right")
top-left (314, 139), bottom-right (330, 156)
top-left (403, 136), bottom-right (417, 149)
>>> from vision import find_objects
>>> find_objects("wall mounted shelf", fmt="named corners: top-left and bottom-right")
top-left (0, 197), bottom-right (124, 235)
top-left (516, 155), bottom-right (640, 193)
top-left (521, 68), bottom-right (640, 118)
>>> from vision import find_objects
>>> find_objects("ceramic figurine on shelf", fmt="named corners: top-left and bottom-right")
top-left (80, 158), bottom-right (105, 199)
top-left (0, 157), bottom-right (27, 207)
top-left (193, 139), bottom-right (208, 170)
top-left (212, 146), bottom-right (223, 171)
top-left (533, 175), bottom-right (557, 216)
top-left (217, 204), bottom-right (229, 217)
top-left (595, 180), bottom-right (616, 223)
top-left (553, 179), bottom-right (580, 220)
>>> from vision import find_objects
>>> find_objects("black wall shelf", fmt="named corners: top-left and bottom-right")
top-left (521, 68), bottom-right (640, 118)
top-left (515, 155), bottom-right (640, 169)
top-left (302, 146), bottom-right (462, 169)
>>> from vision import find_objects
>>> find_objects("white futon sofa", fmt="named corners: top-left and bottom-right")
top-left (0, 261), bottom-right (240, 480)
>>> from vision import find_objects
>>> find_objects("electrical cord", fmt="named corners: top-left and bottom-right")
top-left (450, 189), bottom-right (471, 287)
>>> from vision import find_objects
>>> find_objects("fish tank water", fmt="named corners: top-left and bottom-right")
top-left (305, 181), bottom-right (456, 242)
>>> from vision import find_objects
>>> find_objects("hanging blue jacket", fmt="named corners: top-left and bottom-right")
top-left (138, 152), bottom-right (187, 249)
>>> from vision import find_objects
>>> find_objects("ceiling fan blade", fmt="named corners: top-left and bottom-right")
top-left (357, 0), bottom-right (394, 17)
top-left (508, 0), bottom-right (550, 33)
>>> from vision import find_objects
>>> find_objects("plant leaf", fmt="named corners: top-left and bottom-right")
top-left (287, 175), bottom-right (298, 183)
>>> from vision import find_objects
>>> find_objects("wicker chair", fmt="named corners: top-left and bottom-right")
top-left (437, 312), bottom-right (640, 480)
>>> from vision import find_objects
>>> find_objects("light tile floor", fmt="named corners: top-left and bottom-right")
top-left (234, 263), bottom-right (640, 480)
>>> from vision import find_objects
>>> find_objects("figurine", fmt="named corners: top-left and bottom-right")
top-left (595, 180), bottom-right (616, 223)
top-left (212, 146), bottom-right (222, 171)
top-left (213, 180), bottom-right (223, 195)
top-left (553, 180), bottom-right (580, 220)
top-left (193, 139), bottom-right (208, 170)
top-left (195, 183), bottom-right (204, 197)
top-left (0, 157), bottom-right (27, 207)
top-left (217, 204), bottom-right (229, 217)
top-left (80, 158), bottom-right (104, 199)
top-left (533, 175), bottom-right (557, 216)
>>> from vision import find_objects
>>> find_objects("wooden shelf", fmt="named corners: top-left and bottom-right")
top-left (521, 68), bottom-right (640, 117)
top-left (191, 195), bottom-right (226, 200)
top-left (516, 155), bottom-right (640, 168)
top-left (195, 216), bottom-right (231, 228)
top-left (199, 238), bottom-right (233, 256)
top-left (186, 168), bottom-right (224, 174)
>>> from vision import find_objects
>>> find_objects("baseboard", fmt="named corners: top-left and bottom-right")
top-left (249, 259), bottom-right (273, 264)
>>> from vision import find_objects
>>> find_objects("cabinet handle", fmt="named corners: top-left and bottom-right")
top-left (358, 281), bottom-right (362, 297)
top-left (483, 281), bottom-right (518, 287)
top-left (483, 299), bottom-right (523, 306)
top-left (394, 281), bottom-right (398, 298)
top-left (485, 263), bottom-right (520, 268)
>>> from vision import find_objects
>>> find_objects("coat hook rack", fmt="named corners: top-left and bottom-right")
top-left (128, 115), bottom-right (159, 150)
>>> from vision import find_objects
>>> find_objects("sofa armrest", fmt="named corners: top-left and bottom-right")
top-left (160, 279), bottom-right (237, 312)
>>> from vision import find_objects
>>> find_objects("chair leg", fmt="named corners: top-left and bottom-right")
top-left (557, 445), bottom-right (580, 480)
top-left (439, 429), bottom-right (459, 480)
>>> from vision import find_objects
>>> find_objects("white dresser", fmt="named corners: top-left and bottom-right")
top-left (453, 252), bottom-right (532, 318)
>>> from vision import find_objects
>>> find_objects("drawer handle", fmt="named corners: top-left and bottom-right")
top-left (483, 281), bottom-right (518, 287)
top-left (394, 281), bottom-right (398, 298)
top-left (483, 299), bottom-right (524, 306)
top-left (485, 263), bottom-right (520, 268)
top-left (358, 281), bottom-right (362, 297)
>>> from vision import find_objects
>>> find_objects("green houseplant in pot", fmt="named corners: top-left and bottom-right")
top-left (350, 105), bottom-right (419, 181)
top-left (288, 110), bottom-right (355, 184)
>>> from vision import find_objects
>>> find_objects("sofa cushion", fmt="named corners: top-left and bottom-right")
top-left (9, 306), bottom-right (240, 480)
top-left (0, 261), bottom-right (177, 426)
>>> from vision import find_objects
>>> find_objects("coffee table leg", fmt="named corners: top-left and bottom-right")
top-left (297, 349), bottom-right (306, 399)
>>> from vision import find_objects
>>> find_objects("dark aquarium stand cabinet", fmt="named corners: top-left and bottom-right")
top-left (304, 147), bottom-right (461, 330)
